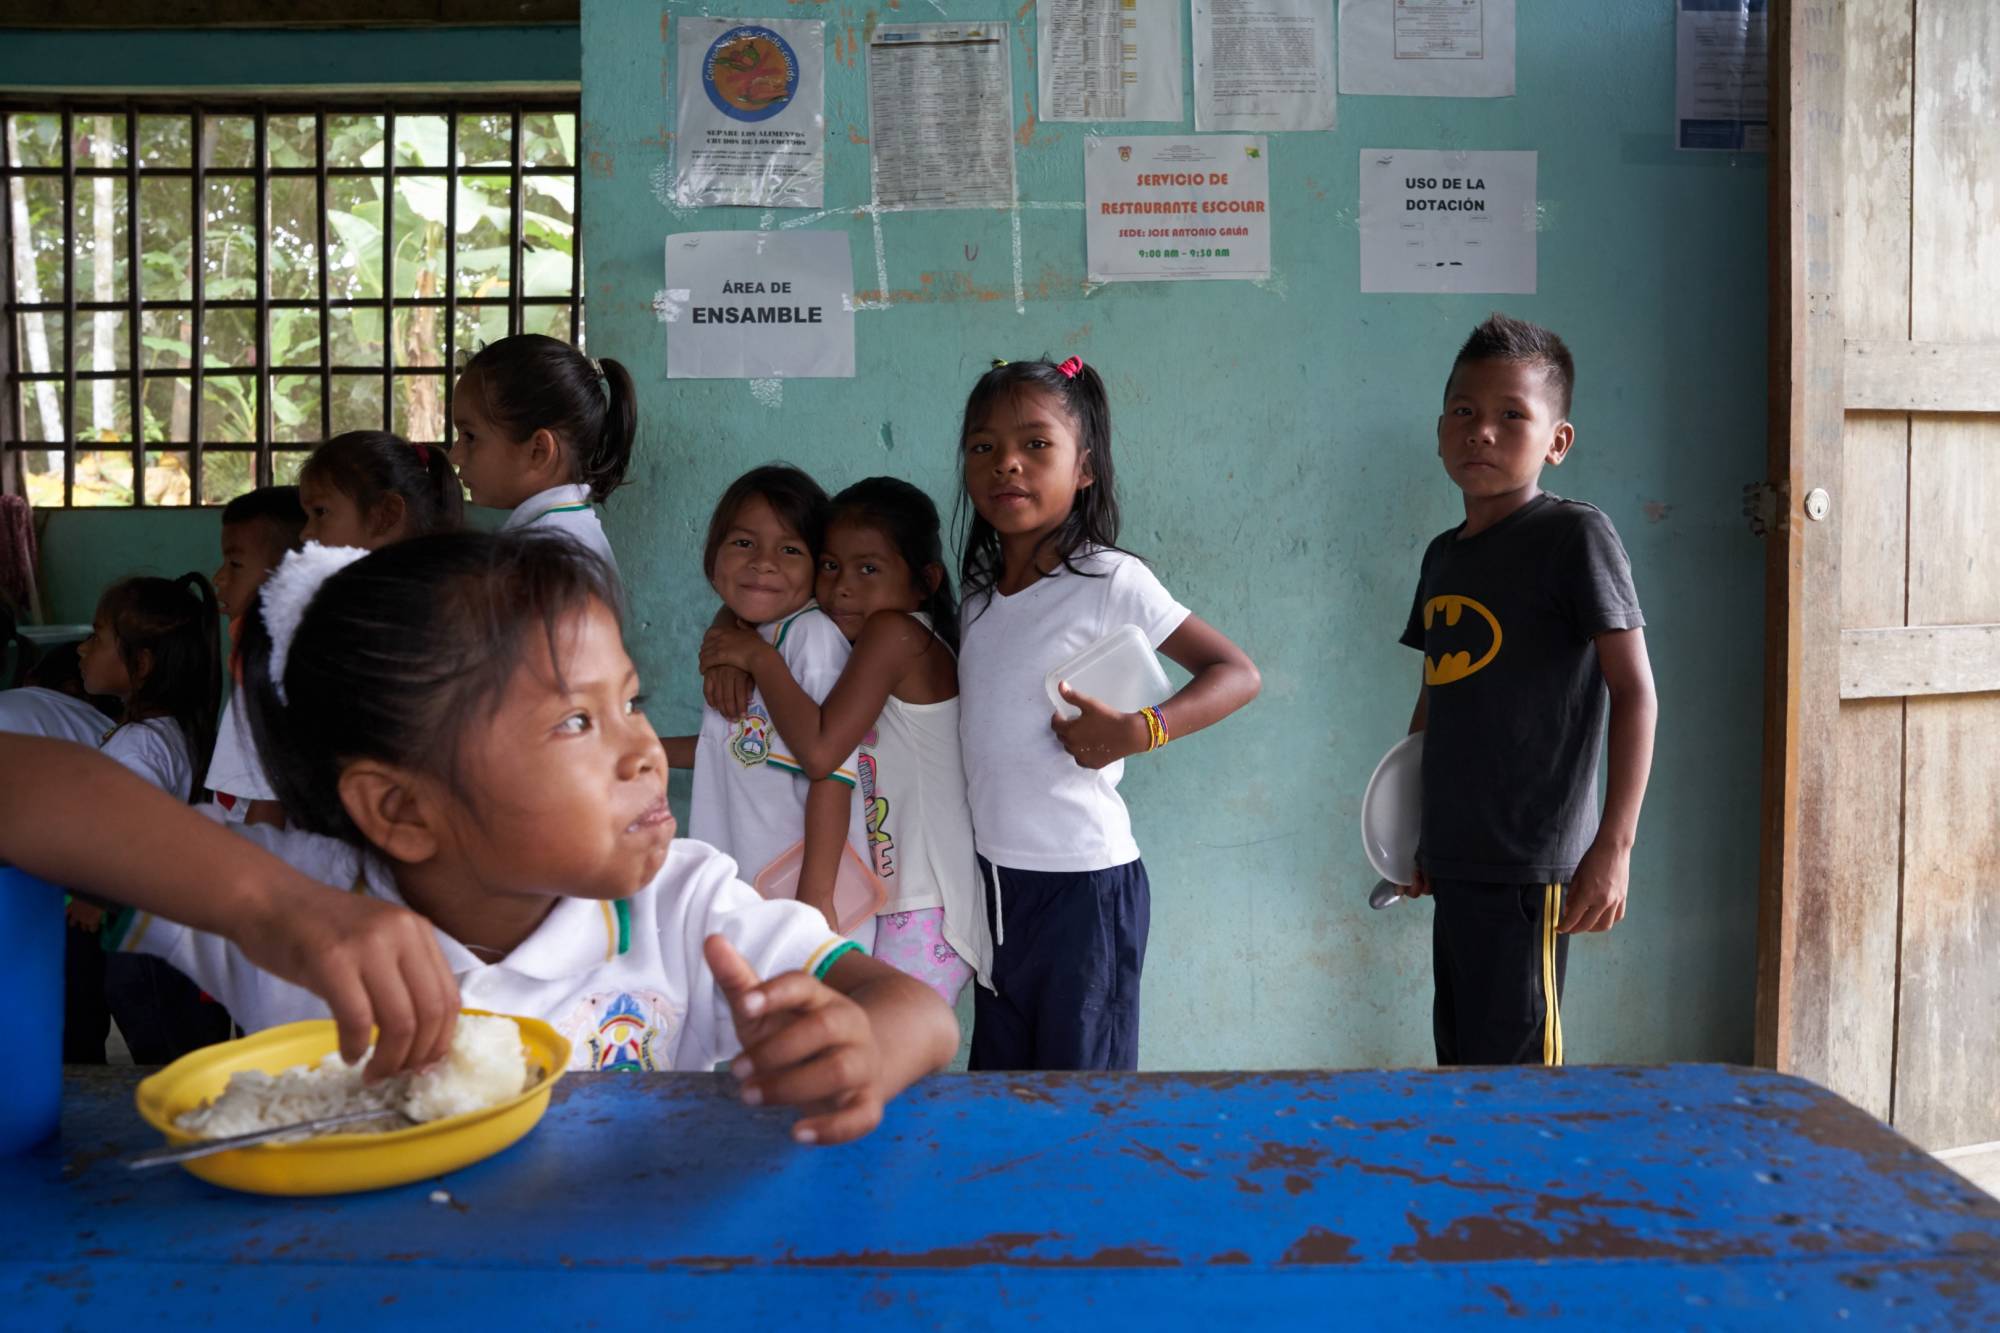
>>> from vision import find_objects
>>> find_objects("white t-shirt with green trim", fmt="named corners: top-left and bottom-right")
top-left (689, 603), bottom-right (872, 944)
top-left (111, 825), bottom-right (853, 1073)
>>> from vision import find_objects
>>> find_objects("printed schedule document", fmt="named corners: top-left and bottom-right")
top-left (1039, 0), bottom-right (1184, 123)
top-left (868, 23), bottom-right (1017, 209)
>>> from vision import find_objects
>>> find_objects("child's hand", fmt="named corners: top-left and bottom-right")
top-left (66, 900), bottom-right (107, 932)
top-left (1558, 840), bottom-right (1630, 934)
top-left (1402, 864), bottom-right (1432, 899)
top-left (238, 881), bottom-right (461, 1081)
top-left (1051, 682), bottom-right (1151, 770)
top-left (705, 933), bottom-right (886, 1146)
top-left (699, 624), bottom-right (767, 676)
top-left (703, 665), bottom-right (753, 721)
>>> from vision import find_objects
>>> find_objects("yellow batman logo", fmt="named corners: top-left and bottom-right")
top-left (1422, 594), bottom-right (1502, 686)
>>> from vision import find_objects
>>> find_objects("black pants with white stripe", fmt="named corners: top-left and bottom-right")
top-left (1430, 879), bottom-right (1568, 1067)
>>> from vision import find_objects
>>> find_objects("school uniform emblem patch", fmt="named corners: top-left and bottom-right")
top-left (730, 704), bottom-right (773, 767)
top-left (563, 990), bottom-right (681, 1072)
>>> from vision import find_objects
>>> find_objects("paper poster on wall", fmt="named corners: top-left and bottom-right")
top-left (662, 231), bottom-right (854, 379)
top-left (672, 18), bottom-right (826, 209)
top-left (1039, 0), bottom-right (1185, 123)
top-left (1337, 0), bottom-right (1516, 98)
top-left (1358, 149), bottom-right (1536, 294)
top-left (1191, 0), bottom-right (1336, 133)
top-left (867, 23), bottom-right (1016, 210)
top-left (1675, 0), bottom-right (1768, 152)
top-left (1084, 135), bottom-right (1271, 283)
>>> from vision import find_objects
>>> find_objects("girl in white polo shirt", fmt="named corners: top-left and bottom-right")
top-left (664, 467), bottom-right (873, 953)
top-left (72, 532), bottom-right (953, 1145)
top-left (955, 356), bottom-right (1261, 1073)
top-left (449, 333), bottom-right (635, 578)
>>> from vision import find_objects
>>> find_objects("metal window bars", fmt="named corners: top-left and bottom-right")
top-left (0, 95), bottom-right (583, 507)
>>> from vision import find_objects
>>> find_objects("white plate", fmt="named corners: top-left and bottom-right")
top-left (1360, 732), bottom-right (1423, 885)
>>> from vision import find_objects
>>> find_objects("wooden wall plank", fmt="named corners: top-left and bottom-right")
top-left (1844, 340), bottom-right (2000, 411)
top-left (1799, 0), bottom-right (1917, 1121)
top-left (1841, 624), bottom-right (2000, 699)
top-left (1894, 0), bottom-right (2000, 1149)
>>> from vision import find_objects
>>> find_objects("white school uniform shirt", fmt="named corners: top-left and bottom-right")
top-left (689, 604), bottom-right (872, 949)
top-left (503, 483), bottom-right (620, 579)
top-left (0, 686), bottom-right (113, 749)
top-left (110, 825), bottom-right (855, 1073)
top-left (205, 692), bottom-right (276, 816)
top-left (857, 617), bottom-right (991, 986)
top-left (101, 716), bottom-right (195, 802)
top-left (958, 547), bottom-right (1189, 873)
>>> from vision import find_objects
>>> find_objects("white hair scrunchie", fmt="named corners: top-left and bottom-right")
top-left (261, 541), bottom-right (369, 704)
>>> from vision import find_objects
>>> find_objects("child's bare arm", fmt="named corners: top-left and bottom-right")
top-left (1052, 613), bottom-right (1261, 769)
top-left (702, 611), bottom-right (919, 779)
top-left (796, 778), bottom-right (853, 930)
top-left (0, 736), bottom-right (458, 1077)
top-left (660, 735), bottom-right (698, 769)
top-left (1559, 628), bottom-right (1657, 934)
top-left (705, 934), bottom-right (957, 1146)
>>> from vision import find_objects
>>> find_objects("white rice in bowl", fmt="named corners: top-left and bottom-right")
top-left (176, 1013), bottom-right (535, 1139)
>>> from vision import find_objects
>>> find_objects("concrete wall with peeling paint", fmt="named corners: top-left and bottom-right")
top-left (583, 2), bottom-right (1769, 1069)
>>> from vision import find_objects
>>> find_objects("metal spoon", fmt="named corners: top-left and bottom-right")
top-left (1368, 878), bottom-right (1403, 910)
top-left (126, 1106), bottom-right (415, 1170)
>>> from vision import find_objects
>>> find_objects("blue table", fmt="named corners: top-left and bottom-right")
top-left (8, 1065), bottom-right (1998, 1328)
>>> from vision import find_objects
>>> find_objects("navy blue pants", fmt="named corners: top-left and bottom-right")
top-left (969, 856), bottom-right (1150, 1072)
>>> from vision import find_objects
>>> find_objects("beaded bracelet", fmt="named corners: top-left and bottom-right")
top-left (1141, 705), bottom-right (1171, 752)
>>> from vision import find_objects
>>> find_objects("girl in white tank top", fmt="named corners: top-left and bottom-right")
top-left (700, 479), bottom-right (988, 1003)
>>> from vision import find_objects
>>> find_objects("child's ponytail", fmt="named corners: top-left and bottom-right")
top-left (460, 334), bottom-right (636, 505)
top-left (94, 571), bottom-right (222, 801)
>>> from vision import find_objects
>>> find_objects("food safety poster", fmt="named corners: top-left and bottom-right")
top-left (663, 231), bottom-right (855, 379)
top-left (674, 17), bottom-right (826, 209)
top-left (1358, 148), bottom-right (1536, 294)
top-left (1085, 136), bottom-right (1272, 283)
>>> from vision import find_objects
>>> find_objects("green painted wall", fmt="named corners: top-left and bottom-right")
top-left (584, 2), bottom-right (1768, 1069)
top-left (2, 24), bottom-right (578, 623)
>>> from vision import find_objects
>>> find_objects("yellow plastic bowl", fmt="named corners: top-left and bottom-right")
top-left (134, 1009), bottom-right (571, 1196)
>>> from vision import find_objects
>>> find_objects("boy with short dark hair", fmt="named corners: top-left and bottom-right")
top-left (1400, 313), bottom-right (1658, 1066)
top-left (206, 485), bottom-right (305, 825)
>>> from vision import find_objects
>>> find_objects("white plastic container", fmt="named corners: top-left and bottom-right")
top-left (1044, 624), bottom-right (1173, 721)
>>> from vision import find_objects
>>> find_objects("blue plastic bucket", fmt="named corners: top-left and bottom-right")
top-left (0, 867), bottom-right (64, 1153)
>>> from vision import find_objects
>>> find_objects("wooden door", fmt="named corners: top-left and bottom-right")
top-left (1761, 0), bottom-right (2000, 1150)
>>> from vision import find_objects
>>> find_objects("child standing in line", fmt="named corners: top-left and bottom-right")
top-left (298, 430), bottom-right (463, 550)
top-left (449, 333), bottom-right (636, 577)
top-left (663, 467), bottom-right (874, 951)
top-left (19, 533), bottom-right (955, 1141)
top-left (955, 356), bottom-right (1260, 1072)
top-left (70, 571), bottom-right (232, 1063)
top-left (699, 477), bottom-right (987, 1007)
top-left (206, 485), bottom-right (306, 825)
top-left (1398, 313), bottom-right (1658, 1067)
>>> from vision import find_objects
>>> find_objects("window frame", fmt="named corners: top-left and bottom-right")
top-left (0, 92), bottom-right (584, 508)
